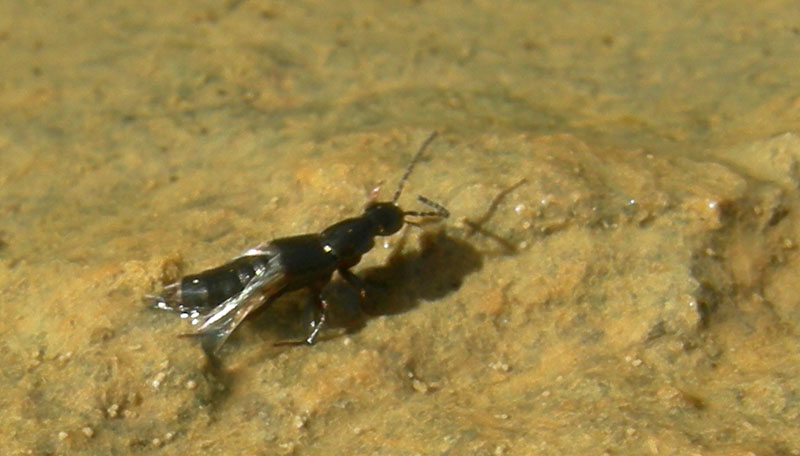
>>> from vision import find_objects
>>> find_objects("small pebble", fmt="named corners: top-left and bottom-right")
top-left (82, 427), bottom-right (94, 438)
top-left (57, 431), bottom-right (68, 441)
top-left (57, 351), bottom-right (73, 363)
top-left (411, 378), bottom-right (429, 394)
top-left (185, 380), bottom-right (197, 390)
top-left (490, 361), bottom-right (510, 372)
top-left (152, 372), bottom-right (167, 389)
top-left (293, 414), bottom-right (308, 429)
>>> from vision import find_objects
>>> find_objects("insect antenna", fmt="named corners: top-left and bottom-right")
top-left (405, 195), bottom-right (450, 219)
top-left (392, 131), bottom-right (439, 203)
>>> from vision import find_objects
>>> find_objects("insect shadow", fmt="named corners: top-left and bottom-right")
top-left (343, 229), bottom-right (482, 320)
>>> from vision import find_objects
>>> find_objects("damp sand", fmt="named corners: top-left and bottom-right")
top-left (2, 1), bottom-right (800, 455)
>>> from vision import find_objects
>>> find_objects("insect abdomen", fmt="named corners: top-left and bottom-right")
top-left (180, 255), bottom-right (272, 310)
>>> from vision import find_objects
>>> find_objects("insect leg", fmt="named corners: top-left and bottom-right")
top-left (338, 268), bottom-right (367, 302)
top-left (274, 282), bottom-right (329, 346)
top-left (304, 291), bottom-right (328, 345)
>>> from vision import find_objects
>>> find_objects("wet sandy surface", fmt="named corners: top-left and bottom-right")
top-left (2, 1), bottom-right (800, 455)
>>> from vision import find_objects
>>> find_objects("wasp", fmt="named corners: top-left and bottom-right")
top-left (147, 132), bottom-right (449, 355)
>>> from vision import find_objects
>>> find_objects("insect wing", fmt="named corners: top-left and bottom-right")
top-left (185, 258), bottom-right (287, 354)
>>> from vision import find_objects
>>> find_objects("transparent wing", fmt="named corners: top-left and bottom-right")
top-left (184, 257), bottom-right (287, 355)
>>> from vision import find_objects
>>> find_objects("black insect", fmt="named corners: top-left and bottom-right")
top-left (147, 132), bottom-right (449, 355)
